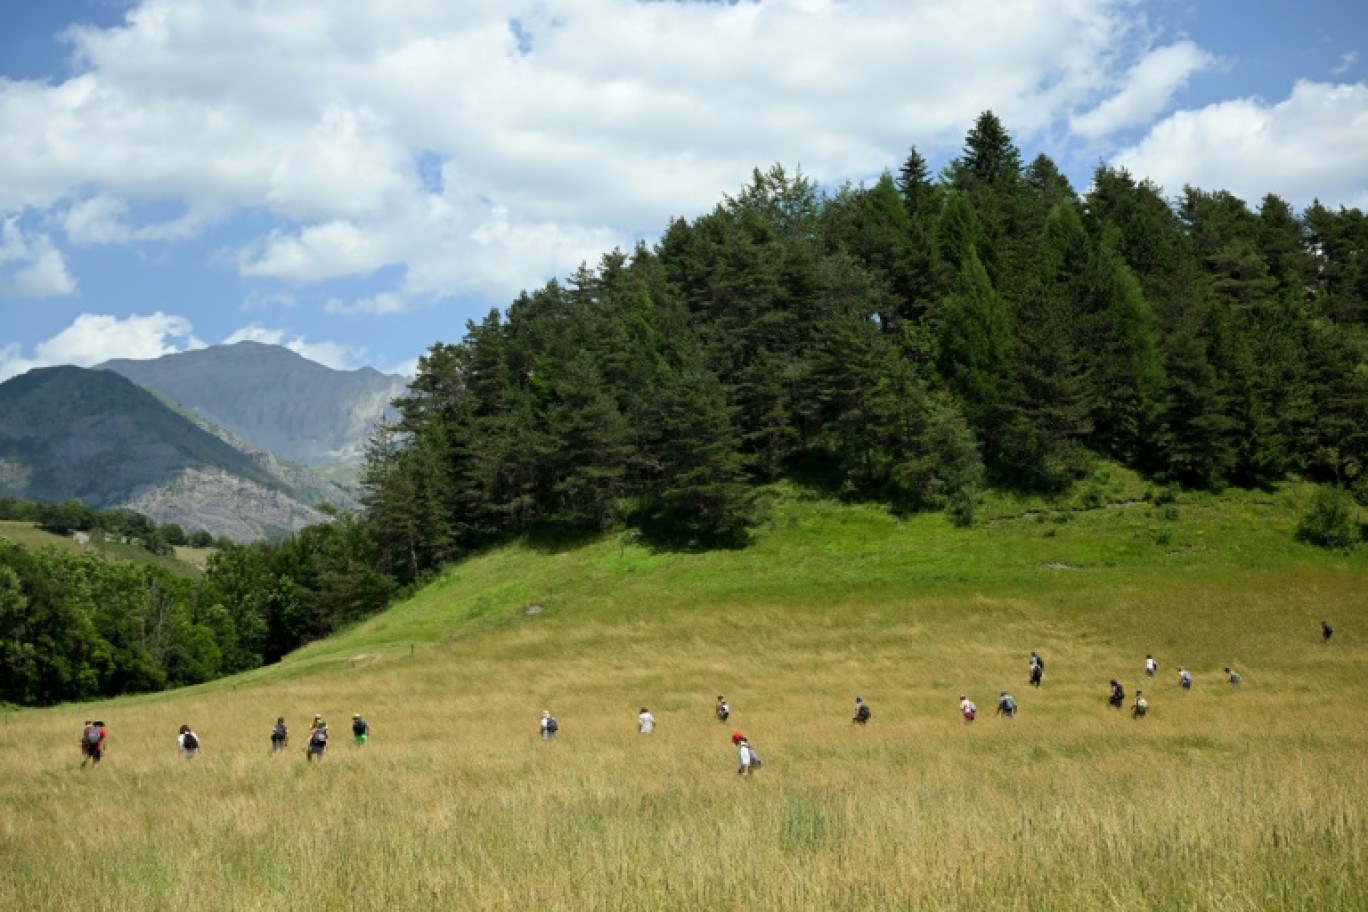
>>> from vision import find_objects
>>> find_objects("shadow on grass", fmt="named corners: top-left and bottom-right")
top-left (522, 522), bottom-right (604, 555)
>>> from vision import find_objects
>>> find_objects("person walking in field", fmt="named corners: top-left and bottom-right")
top-left (637, 707), bottom-right (655, 735)
top-left (540, 711), bottom-right (559, 741)
top-left (1029, 652), bottom-right (1044, 687)
top-left (1322, 621), bottom-right (1334, 644)
top-left (271, 717), bottom-right (289, 753)
top-left (996, 691), bottom-right (1017, 718)
top-left (1145, 655), bottom-right (1157, 678)
top-left (732, 732), bottom-right (759, 776)
top-left (852, 696), bottom-right (871, 725)
top-left (1178, 668), bottom-right (1192, 690)
top-left (351, 714), bottom-right (370, 747)
top-left (306, 719), bottom-right (329, 761)
top-left (178, 724), bottom-right (200, 759)
top-left (715, 696), bottom-right (730, 722)
top-left (88, 721), bottom-right (108, 765)
top-left (1131, 691), bottom-right (1149, 719)
top-left (1108, 680), bottom-right (1125, 709)
top-left (79, 720), bottom-right (98, 767)
top-left (960, 695), bottom-right (977, 722)
top-left (1224, 667), bottom-right (1242, 685)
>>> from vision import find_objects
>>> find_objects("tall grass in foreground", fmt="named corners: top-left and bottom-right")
top-left (2, 483), bottom-right (1365, 910)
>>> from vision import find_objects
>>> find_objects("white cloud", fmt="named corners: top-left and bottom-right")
top-left (1114, 79), bottom-right (1368, 209)
top-left (0, 0), bottom-right (1157, 306)
top-left (0, 218), bottom-right (78, 298)
top-left (325, 292), bottom-right (408, 316)
top-left (1071, 41), bottom-right (1216, 139)
top-left (0, 311), bottom-right (203, 380)
top-left (1332, 52), bottom-right (1358, 77)
top-left (223, 323), bottom-right (358, 369)
top-left (63, 194), bottom-right (205, 245)
top-left (384, 357), bottom-right (419, 379)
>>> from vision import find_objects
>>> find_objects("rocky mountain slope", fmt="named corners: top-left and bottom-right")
top-left (0, 366), bottom-right (347, 540)
top-left (99, 341), bottom-right (409, 468)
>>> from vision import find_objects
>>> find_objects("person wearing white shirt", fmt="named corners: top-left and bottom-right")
top-left (177, 724), bottom-right (199, 759)
top-left (637, 707), bottom-right (655, 735)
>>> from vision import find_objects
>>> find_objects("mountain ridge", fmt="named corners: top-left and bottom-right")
top-left (0, 365), bottom-right (344, 540)
top-left (98, 340), bottom-right (409, 468)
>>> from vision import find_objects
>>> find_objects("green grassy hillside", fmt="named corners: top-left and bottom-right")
top-left (2, 477), bottom-right (1365, 910)
top-left (0, 520), bottom-right (208, 577)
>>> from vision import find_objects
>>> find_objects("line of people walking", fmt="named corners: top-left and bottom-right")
top-left (78, 620), bottom-right (1326, 770)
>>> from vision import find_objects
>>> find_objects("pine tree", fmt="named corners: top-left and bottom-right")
top-left (938, 246), bottom-right (1014, 451)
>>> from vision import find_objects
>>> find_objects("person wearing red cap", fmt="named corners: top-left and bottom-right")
top-left (727, 732), bottom-right (760, 776)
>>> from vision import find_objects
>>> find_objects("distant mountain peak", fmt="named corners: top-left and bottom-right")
top-left (96, 342), bottom-right (409, 467)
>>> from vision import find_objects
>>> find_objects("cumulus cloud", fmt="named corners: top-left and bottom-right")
top-left (63, 194), bottom-right (205, 245)
top-left (1071, 41), bottom-right (1217, 138)
top-left (0, 311), bottom-right (203, 380)
top-left (0, 218), bottom-right (78, 298)
top-left (1114, 79), bottom-right (1368, 209)
top-left (0, 0), bottom-right (1153, 307)
top-left (223, 323), bottom-right (358, 369)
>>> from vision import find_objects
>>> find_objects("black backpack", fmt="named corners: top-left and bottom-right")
top-left (546, 717), bottom-right (559, 734)
top-left (311, 727), bottom-right (328, 746)
top-left (353, 718), bottom-right (368, 736)
top-left (182, 732), bottom-right (198, 751)
top-left (856, 704), bottom-right (871, 721)
top-left (272, 723), bottom-right (287, 740)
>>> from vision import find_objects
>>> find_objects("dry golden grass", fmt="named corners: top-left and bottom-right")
top-left (2, 485), bottom-right (1365, 910)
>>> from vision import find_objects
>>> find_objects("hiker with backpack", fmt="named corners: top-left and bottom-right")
top-left (1178, 668), bottom-right (1192, 690)
top-left (271, 717), bottom-right (289, 753)
top-left (960, 695), bottom-right (977, 722)
top-left (715, 696), bottom-right (730, 722)
top-left (852, 696), bottom-right (871, 725)
top-left (637, 707), bottom-right (655, 735)
top-left (79, 720), bottom-right (97, 766)
top-left (732, 732), bottom-right (760, 776)
top-left (178, 724), bottom-right (200, 759)
top-left (1224, 667), bottom-right (1242, 685)
top-left (86, 721), bottom-right (107, 765)
top-left (540, 711), bottom-right (559, 740)
top-left (1131, 691), bottom-right (1149, 719)
top-left (306, 720), bottom-right (329, 761)
top-left (1029, 652), bottom-right (1044, 687)
top-left (1108, 680), bottom-right (1125, 709)
top-left (996, 692), bottom-right (1017, 718)
top-left (352, 714), bottom-right (369, 747)
top-left (1145, 655), bottom-right (1158, 678)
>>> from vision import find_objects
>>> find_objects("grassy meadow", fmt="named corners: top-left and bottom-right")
top-left (0, 519), bottom-right (211, 576)
top-left (2, 475), bottom-right (1366, 910)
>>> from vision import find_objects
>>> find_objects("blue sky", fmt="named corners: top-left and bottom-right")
top-left (2, 0), bottom-right (1365, 380)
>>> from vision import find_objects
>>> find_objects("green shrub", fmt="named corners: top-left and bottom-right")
top-left (1296, 486), bottom-right (1360, 549)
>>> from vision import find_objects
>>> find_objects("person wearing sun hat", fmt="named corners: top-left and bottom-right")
top-left (351, 713), bottom-right (369, 746)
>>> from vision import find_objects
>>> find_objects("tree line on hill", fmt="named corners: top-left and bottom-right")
top-left (0, 497), bottom-right (225, 554)
top-left (0, 514), bottom-right (392, 705)
top-left (361, 111), bottom-right (1368, 582)
top-left (2, 111), bottom-right (1365, 706)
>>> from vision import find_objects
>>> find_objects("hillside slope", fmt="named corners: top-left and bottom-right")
top-left (2, 481), bottom-right (1364, 909)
